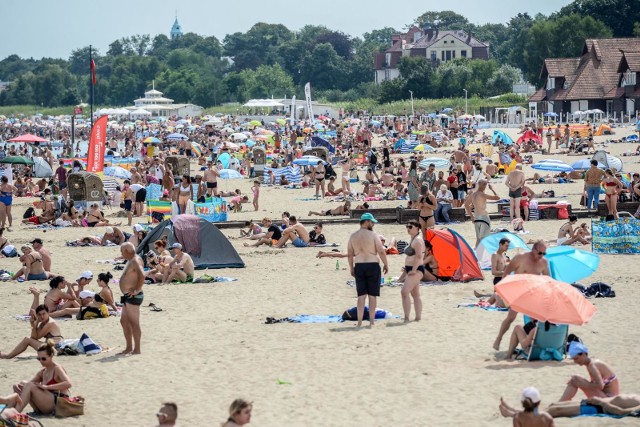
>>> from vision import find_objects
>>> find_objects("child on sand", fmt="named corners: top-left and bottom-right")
top-left (251, 181), bottom-right (260, 211)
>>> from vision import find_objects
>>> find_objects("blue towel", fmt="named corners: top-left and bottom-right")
top-left (457, 303), bottom-right (508, 312)
top-left (289, 315), bottom-right (344, 323)
top-left (575, 413), bottom-right (639, 419)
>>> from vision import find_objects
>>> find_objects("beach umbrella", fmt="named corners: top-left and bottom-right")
top-left (570, 159), bottom-right (605, 170)
top-left (293, 155), bottom-right (327, 166)
top-left (191, 142), bottom-right (202, 157)
top-left (104, 166), bottom-right (132, 180)
top-left (475, 232), bottom-right (529, 267)
top-left (531, 161), bottom-right (573, 172)
top-left (370, 119), bottom-right (381, 126)
top-left (230, 133), bottom-right (247, 141)
top-left (8, 133), bottom-right (48, 143)
top-left (219, 169), bottom-right (243, 179)
top-left (276, 118), bottom-right (286, 125)
top-left (0, 156), bottom-right (35, 165)
top-left (419, 157), bottom-right (449, 169)
top-left (473, 114), bottom-right (486, 120)
top-left (249, 120), bottom-right (262, 126)
top-left (544, 112), bottom-right (558, 117)
top-left (495, 274), bottom-right (597, 325)
top-left (244, 139), bottom-right (256, 147)
top-left (143, 137), bottom-right (161, 144)
top-left (545, 246), bottom-right (600, 284)
top-left (167, 133), bottom-right (188, 141)
top-left (442, 108), bottom-right (453, 113)
top-left (413, 144), bottom-right (435, 152)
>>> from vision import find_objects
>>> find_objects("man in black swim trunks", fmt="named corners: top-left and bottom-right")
top-left (347, 213), bottom-right (389, 327)
top-left (118, 243), bottom-right (144, 355)
top-left (203, 162), bottom-right (220, 197)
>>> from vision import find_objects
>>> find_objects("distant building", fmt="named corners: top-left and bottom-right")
top-left (373, 25), bottom-right (490, 84)
top-left (529, 38), bottom-right (640, 116)
top-left (170, 15), bottom-right (183, 40)
top-left (126, 82), bottom-right (202, 118)
top-left (0, 80), bottom-right (11, 93)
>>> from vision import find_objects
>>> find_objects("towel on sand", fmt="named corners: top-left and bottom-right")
top-left (457, 302), bottom-right (508, 311)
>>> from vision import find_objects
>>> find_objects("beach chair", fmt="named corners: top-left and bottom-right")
top-left (521, 318), bottom-right (569, 361)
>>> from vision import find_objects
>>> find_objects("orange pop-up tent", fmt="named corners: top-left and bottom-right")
top-left (424, 228), bottom-right (483, 282)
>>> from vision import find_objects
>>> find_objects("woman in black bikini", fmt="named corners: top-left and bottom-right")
top-left (418, 188), bottom-right (437, 233)
top-left (422, 241), bottom-right (439, 282)
top-left (85, 204), bottom-right (110, 227)
top-left (313, 160), bottom-right (326, 198)
top-left (401, 221), bottom-right (425, 322)
top-left (0, 304), bottom-right (63, 359)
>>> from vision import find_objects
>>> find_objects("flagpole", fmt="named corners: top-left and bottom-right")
top-left (90, 45), bottom-right (94, 129)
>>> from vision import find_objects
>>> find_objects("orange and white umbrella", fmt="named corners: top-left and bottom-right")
top-left (495, 274), bottom-right (596, 325)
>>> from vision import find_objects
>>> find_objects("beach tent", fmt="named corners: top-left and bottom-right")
top-left (492, 130), bottom-right (514, 146)
top-left (594, 124), bottom-right (613, 136)
top-left (592, 150), bottom-right (623, 172)
top-left (33, 157), bottom-right (53, 178)
top-left (517, 130), bottom-right (541, 144)
top-left (424, 228), bottom-right (483, 282)
top-left (475, 232), bottom-right (529, 269)
top-left (137, 215), bottom-right (245, 270)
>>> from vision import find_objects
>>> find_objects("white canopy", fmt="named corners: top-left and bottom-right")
top-left (243, 99), bottom-right (285, 107)
top-left (131, 108), bottom-right (152, 116)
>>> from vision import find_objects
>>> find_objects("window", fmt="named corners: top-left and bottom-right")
top-left (624, 71), bottom-right (636, 86)
top-left (445, 50), bottom-right (452, 61)
top-left (451, 40), bottom-right (454, 44)
top-left (461, 50), bottom-right (467, 58)
top-left (452, 50), bottom-right (456, 59)
top-left (444, 40), bottom-right (447, 44)
top-left (546, 78), bottom-right (555, 90)
top-left (385, 53), bottom-right (391, 67)
top-left (384, 69), bottom-right (390, 81)
top-left (441, 51), bottom-right (445, 61)
top-left (431, 51), bottom-right (436, 61)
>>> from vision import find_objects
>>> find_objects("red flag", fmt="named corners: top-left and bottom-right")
top-left (90, 59), bottom-right (97, 85)
top-left (87, 115), bottom-right (107, 175)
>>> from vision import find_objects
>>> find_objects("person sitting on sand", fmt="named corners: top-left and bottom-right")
top-left (22, 191), bottom-right (56, 226)
top-left (557, 215), bottom-right (590, 246)
top-left (97, 272), bottom-right (118, 313)
top-left (11, 340), bottom-right (72, 414)
top-left (30, 238), bottom-right (53, 274)
top-left (231, 195), bottom-right (249, 213)
top-left (0, 304), bottom-right (62, 359)
top-left (102, 226), bottom-right (130, 246)
top-left (504, 319), bottom-right (538, 360)
top-left (76, 290), bottom-right (110, 320)
top-left (325, 176), bottom-right (344, 196)
top-left (308, 223), bottom-right (326, 246)
top-left (498, 387), bottom-right (555, 426)
top-left (71, 270), bottom-right (94, 296)
top-left (222, 399), bottom-right (252, 427)
top-left (144, 251), bottom-right (172, 283)
top-left (244, 218), bottom-right (282, 248)
top-left (240, 220), bottom-right (263, 239)
top-left (10, 245), bottom-right (48, 281)
top-left (84, 203), bottom-right (113, 227)
top-left (308, 201), bottom-right (351, 217)
top-left (155, 402), bottom-right (179, 427)
top-left (29, 276), bottom-right (80, 318)
top-left (559, 342), bottom-right (620, 401)
top-left (501, 393), bottom-right (640, 419)
top-left (128, 224), bottom-right (147, 248)
top-left (274, 216), bottom-right (310, 248)
top-left (161, 243), bottom-right (195, 284)
top-left (355, 202), bottom-right (370, 210)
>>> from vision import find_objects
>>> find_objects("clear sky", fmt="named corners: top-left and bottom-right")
top-left (0, 0), bottom-right (572, 60)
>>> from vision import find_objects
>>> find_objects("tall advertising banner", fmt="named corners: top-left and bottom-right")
top-left (290, 95), bottom-right (296, 123)
top-left (87, 115), bottom-right (108, 175)
top-left (304, 82), bottom-right (314, 122)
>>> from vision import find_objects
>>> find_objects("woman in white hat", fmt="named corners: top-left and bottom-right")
top-left (499, 386), bottom-right (554, 426)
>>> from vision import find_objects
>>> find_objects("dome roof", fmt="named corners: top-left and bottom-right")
top-left (170, 17), bottom-right (183, 39)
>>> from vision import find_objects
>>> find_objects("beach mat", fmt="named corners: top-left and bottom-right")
top-left (457, 302), bottom-right (508, 312)
top-left (265, 314), bottom-right (399, 324)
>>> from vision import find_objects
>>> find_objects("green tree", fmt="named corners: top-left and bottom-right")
top-left (107, 40), bottom-right (124, 57)
top-left (149, 34), bottom-right (172, 59)
top-left (414, 10), bottom-right (469, 29)
top-left (69, 46), bottom-right (98, 75)
top-left (299, 43), bottom-right (347, 90)
top-left (377, 78), bottom-right (406, 103)
top-left (487, 65), bottom-right (522, 95)
top-left (635, 22), bottom-right (640, 37)
top-left (246, 64), bottom-right (295, 99)
top-left (398, 56), bottom-right (438, 99)
top-left (362, 27), bottom-right (398, 51)
top-left (559, 0), bottom-right (640, 37)
top-left (193, 36), bottom-right (223, 58)
top-left (315, 31), bottom-right (353, 60)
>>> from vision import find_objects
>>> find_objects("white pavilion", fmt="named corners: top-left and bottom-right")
top-left (126, 82), bottom-right (203, 118)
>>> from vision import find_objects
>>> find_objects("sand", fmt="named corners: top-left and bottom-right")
top-left (1, 124), bottom-right (639, 426)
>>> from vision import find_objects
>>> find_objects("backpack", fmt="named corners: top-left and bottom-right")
top-left (23, 207), bottom-right (35, 219)
top-left (369, 151), bottom-right (377, 164)
top-left (341, 306), bottom-right (387, 321)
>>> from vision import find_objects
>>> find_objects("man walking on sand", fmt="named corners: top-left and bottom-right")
top-left (505, 164), bottom-right (525, 221)
top-left (347, 213), bottom-right (389, 327)
top-left (118, 242), bottom-right (145, 355)
top-left (464, 180), bottom-right (501, 247)
top-left (493, 240), bottom-right (550, 351)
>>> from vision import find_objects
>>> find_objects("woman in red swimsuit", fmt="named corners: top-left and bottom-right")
top-left (601, 169), bottom-right (623, 219)
top-left (11, 340), bottom-right (72, 414)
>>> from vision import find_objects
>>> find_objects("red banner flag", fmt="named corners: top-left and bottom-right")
top-left (87, 115), bottom-right (107, 175)
top-left (90, 59), bottom-right (97, 85)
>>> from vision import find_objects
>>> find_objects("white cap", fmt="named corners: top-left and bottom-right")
top-left (105, 227), bottom-right (114, 234)
top-left (79, 290), bottom-right (95, 299)
top-left (78, 271), bottom-right (93, 280)
top-left (133, 224), bottom-right (144, 232)
top-left (521, 386), bottom-right (541, 404)
top-left (170, 243), bottom-right (183, 250)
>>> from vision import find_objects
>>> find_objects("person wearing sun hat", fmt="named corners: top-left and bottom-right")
top-left (498, 386), bottom-right (553, 423)
top-left (346, 212), bottom-right (389, 327)
top-left (74, 270), bottom-right (94, 294)
top-left (559, 341), bottom-right (620, 401)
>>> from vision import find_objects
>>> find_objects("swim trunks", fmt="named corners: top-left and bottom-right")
top-left (124, 200), bottom-right (133, 212)
top-left (354, 262), bottom-right (381, 297)
top-left (292, 238), bottom-right (309, 248)
top-left (405, 265), bottom-right (426, 273)
top-left (135, 188), bottom-right (147, 203)
top-left (508, 188), bottom-right (522, 198)
top-left (474, 214), bottom-right (491, 241)
top-left (27, 272), bottom-right (48, 281)
top-left (206, 182), bottom-right (217, 189)
top-left (121, 292), bottom-right (144, 306)
top-left (580, 400), bottom-right (604, 415)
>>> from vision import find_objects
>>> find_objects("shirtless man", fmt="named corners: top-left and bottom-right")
top-left (203, 162), bottom-right (220, 197)
top-left (485, 160), bottom-right (498, 178)
top-left (118, 242), bottom-right (145, 355)
top-left (275, 216), bottom-right (310, 248)
top-left (162, 243), bottom-right (195, 284)
top-left (493, 240), bottom-right (550, 351)
top-left (308, 201), bottom-right (351, 217)
top-left (464, 180), bottom-right (500, 247)
top-left (30, 238), bottom-right (52, 274)
top-left (500, 394), bottom-right (640, 419)
top-left (505, 164), bottom-right (525, 221)
top-left (474, 237), bottom-right (510, 305)
top-left (122, 180), bottom-right (134, 226)
top-left (347, 213), bottom-right (389, 327)
top-left (102, 226), bottom-right (128, 246)
top-left (559, 341), bottom-right (620, 401)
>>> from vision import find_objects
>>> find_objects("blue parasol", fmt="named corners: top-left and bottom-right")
top-left (531, 162), bottom-right (573, 172)
top-left (293, 155), bottom-right (327, 166)
top-left (546, 246), bottom-right (600, 284)
top-left (571, 159), bottom-right (605, 170)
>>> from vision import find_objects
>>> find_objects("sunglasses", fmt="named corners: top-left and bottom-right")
top-left (37, 357), bottom-right (48, 361)
top-left (406, 225), bottom-right (417, 229)
top-left (536, 249), bottom-right (547, 256)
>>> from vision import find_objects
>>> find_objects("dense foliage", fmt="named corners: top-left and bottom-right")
top-left (0, 0), bottom-right (632, 109)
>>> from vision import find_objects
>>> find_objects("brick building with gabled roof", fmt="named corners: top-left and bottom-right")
top-left (529, 38), bottom-right (640, 116)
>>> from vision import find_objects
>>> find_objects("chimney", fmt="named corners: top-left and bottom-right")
top-left (467, 31), bottom-right (472, 43)
top-left (423, 22), bottom-right (434, 39)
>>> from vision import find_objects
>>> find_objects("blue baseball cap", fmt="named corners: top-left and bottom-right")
top-left (568, 341), bottom-right (588, 358)
top-left (360, 213), bottom-right (378, 223)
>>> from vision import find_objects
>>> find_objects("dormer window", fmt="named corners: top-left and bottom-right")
top-left (563, 81), bottom-right (569, 90)
top-left (623, 71), bottom-right (636, 86)
top-left (385, 53), bottom-right (391, 67)
top-left (547, 78), bottom-right (556, 90)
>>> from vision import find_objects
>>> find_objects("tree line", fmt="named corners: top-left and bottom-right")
top-left (0, 0), bottom-right (636, 109)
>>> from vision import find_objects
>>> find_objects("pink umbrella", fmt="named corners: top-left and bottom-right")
top-left (8, 133), bottom-right (48, 143)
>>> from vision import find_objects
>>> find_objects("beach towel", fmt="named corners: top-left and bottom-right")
top-left (145, 183), bottom-right (163, 201)
top-left (172, 215), bottom-right (201, 256)
top-left (457, 302), bottom-right (508, 311)
top-left (575, 412), bottom-right (640, 419)
top-left (346, 279), bottom-right (454, 288)
top-left (192, 275), bottom-right (237, 283)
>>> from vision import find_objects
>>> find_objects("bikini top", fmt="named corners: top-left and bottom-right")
top-left (404, 236), bottom-right (417, 256)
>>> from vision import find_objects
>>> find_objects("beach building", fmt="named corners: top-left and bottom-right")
top-left (373, 25), bottom-right (489, 84)
top-left (170, 15), bottom-right (183, 40)
top-left (126, 83), bottom-right (203, 118)
top-left (529, 38), bottom-right (640, 117)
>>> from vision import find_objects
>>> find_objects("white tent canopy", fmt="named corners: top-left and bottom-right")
top-left (243, 99), bottom-right (285, 107)
top-left (131, 108), bottom-right (152, 116)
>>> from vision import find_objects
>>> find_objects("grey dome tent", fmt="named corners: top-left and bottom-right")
top-left (592, 150), bottom-right (623, 172)
top-left (136, 215), bottom-right (244, 269)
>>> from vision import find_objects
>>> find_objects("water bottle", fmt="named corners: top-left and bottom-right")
top-left (335, 260), bottom-right (340, 270)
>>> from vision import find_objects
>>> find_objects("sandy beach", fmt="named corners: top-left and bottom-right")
top-left (1, 124), bottom-right (640, 426)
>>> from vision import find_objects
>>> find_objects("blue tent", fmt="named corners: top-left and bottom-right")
top-left (311, 136), bottom-right (335, 153)
top-left (394, 138), bottom-right (406, 151)
top-left (217, 152), bottom-right (231, 169)
top-left (492, 130), bottom-right (514, 145)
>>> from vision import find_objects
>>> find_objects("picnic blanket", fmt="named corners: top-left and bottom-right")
top-left (346, 279), bottom-right (456, 288)
top-left (592, 218), bottom-right (640, 254)
top-left (457, 302), bottom-right (508, 311)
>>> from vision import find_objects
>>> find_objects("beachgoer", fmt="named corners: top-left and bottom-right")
top-left (497, 387), bottom-right (555, 426)
top-left (29, 276), bottom-right (80, 318)
top-left (122, 179), bottom-right (134, 226)
top-left (222, 399), bottom-right (252, 427)
top-left (417, 188), bottom-right (437, 232)
top-left (0, 305), bottom-right (62, 359)
top-left (474, 237), bottom-right (510, 305)
top-left (275, 216), bottom-right (310, 248)
top-left (464, 180), bottom-right (500, 247)
top-left (435, 184), bottom-right (453, 223)
top-left (118, 242), bottom-right (145, 355)
top-left (601, 169), bottom-right (623, 219)
top-left (559, 342), bottom-right (620, 401)
top-left (557, 215), bottom-right (589, 245)
top-left (584, 160), bottom-right (605, 212)
top-left (162, 243), bottom-right (195, 284)
top-left (102, 226), bottom-right (130, 246)
top-left (0, 176), bottom-right (17, 230)
top-left (504, 318), bottom-right (538, 360)
top-left (30, 238), bottom-right (52, 273)
top-left (251, 180), bottom-right (260, 211)
top-left (407, 160), bottom-right (420, 208)
top-left (308, 223), bottom-right (326, 246)
top-left (493, 240), bottom-right (550, 351)
top-left (501, 393), bottom-right (640, 419)
top-left (96, 272), bottom-right (118, 313)
top-left (155, 402), bottom-right (179, 427)
top-left (313, 160), bottom-right (326, 198)
top-left (203, 162), bottom-right (220, 197)
top-left (505, 164), bottom-right (525, 220)
top-left (11, 245), bottom-right (47, 281)
top-left (308, 201), bottom-right (351, 217)
top-left (401, 221), bottom-right (425, 322)
top-left (11, 340), bottom-right (72, 414)
top-left (347, 213), bottom-right (389, 327)
top-left (177, 175), bottom-right (193, 214)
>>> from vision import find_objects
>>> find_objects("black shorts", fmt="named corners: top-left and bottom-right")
top-left (405, 265), bottom-right (425, 273)
top-left (493, 276), bottom-right (502, 285)
top-left (354, 263), bottom-right (381, 297)
top-left (450, 188), bottom-right (459, 199)
top-left (206, 182), bottom-right (217, 189)
top-left (135, 188), bottom-right (147, 203)
top-left (509, 188), bottom-right (522, 198)
top-left (121, 292), bottom-right (144, 306)
top-left (186, 149), bottom-right (193, 157)
top-left (124, 200), bottom-right (133, 212)
top-left (59, 181), bottom-right (68, 190)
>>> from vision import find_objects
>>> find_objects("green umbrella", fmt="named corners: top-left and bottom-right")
top-left (249, 120), bottom-right (262, 126)
top-left (0, 156), bottom-right (35, 165)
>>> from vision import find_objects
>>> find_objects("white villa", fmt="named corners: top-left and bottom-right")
top-left (126, 83), bottom-right (203, 118)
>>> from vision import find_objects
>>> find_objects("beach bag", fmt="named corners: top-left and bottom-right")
top-left (55, 396), bottom-right (84, 417)
top-left (341, 306), bottom-right (387, 321)
top-left (587, 282), bottom-right (615, 298)
top-left (23, 207), bottom-right (35, 219)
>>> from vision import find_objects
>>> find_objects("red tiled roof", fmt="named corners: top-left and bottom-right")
top-left (529, 88), bottom-right (546, 102)
top-left (618, 51), bottom-right (640, 72)
top-left (604, 87), bottom-right (625, 98)
top-left (541, 58), bottom-right (580, 78)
